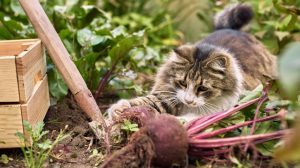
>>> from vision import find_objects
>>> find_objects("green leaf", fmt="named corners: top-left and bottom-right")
top-left (279, 42), bottom-right (300, 100)
top-left (239, 84), bottom-right (263, 104)
top-left (266, 100), bottom-right (291, 109)
top-left (229, 156), bottom-right (243, 168)
top-left (10, 0), bottom-right (25, 16)
top-left (77, 28), bottom-right (105, 46)
top-left (91, 36), bottom-right (105, 46)
top-left (263, 37), bottom-right (279, 54)
top-left (0, 27), bottom-right (13, 39)
top-left (0, 154), bottom-right (10, 164)
top-left (111, 26), bottom-right (127, 38)
top-left (23, 120), bottom-right (32, 132)
top-left (274, 31), bottom-right (290, 41)
top-left (257, 140), bottom-right (278, 156)
top-left (3, 20), bottom-right (23, 32)
top-left (77, 28), bottom-right (93, 46)
top-left (47, 65), bottom-right (68, 100)
top-left (37, 140), bottom-right (52, 150)
top-left (15, 132), bottom-right (25, 141)
top-left (109, 33), bottom-right (143, 64)
top-left (130, 127), bottom-right (139, 132)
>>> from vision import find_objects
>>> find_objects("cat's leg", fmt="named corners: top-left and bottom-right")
top-left (107, 95), bottom-right (172, 120)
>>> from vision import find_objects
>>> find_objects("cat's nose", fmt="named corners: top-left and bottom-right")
top-left (184, 98), bottom-right (194, 104)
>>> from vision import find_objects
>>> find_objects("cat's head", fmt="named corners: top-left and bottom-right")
top-left (162, 43), bottom-right (242, 108)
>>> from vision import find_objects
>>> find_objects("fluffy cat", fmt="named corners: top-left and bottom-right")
top-left (108, 4), bottom-right (277, 121)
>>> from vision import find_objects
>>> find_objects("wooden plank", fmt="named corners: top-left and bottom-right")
top-left (21, 75), bottom-right (50, 127)
top-left (0, 39), bottom-right (38, 56)
top-left (0, 47), bottom-right (23, 56)
top-left (0, 39), bottom-right (38, 45)
top-left (0, 56), bottom-right (19, 102)
top-left (16, 40), bottom-right (47, 103)
top-left (0, 105), bottom-right (24, 148)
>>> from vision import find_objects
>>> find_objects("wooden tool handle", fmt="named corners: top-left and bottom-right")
top-left (18, 0), bottom-right (106, 126)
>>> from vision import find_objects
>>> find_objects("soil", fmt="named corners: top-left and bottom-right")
top-left (0, 92), bottom-right (275, 168)
top-left (0, 94), bottom-right (117, 168)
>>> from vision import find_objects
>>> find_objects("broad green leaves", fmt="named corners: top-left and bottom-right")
top-left (47, 64), bottom-right (68, 100)
top-left (77, 28), bottom-right (105, 47)
top-left (109, 31), bottom-right (144, 65)
top-left (0, 0), bottom-right (179, 100)
top-left (279, 42), bottom-right (300, 100)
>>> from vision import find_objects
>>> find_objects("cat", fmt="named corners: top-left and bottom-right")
top-left (107, 4), bottom-right (277, 122)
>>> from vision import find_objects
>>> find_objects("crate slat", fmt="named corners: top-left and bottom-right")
top-left (0, 56), bottom-right (20, 102)
top-left (0, 39), bottom-right (37, 56)
top-left (0, 39), bottom-right (49, 148)
top-left (21, 75), bottom-right (50, 127)
top-left (16, 40), bottom-right (47, 103)
top-left (0, 105), bottom-right (24, 148)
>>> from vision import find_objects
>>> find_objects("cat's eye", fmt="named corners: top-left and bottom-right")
top-left (197, 85), bottom-right (208, 92)
top-left (178, 80), bottom-right (187, 88)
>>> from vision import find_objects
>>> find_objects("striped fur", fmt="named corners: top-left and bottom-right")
top-left (108, 4), bottom-right (277, 121)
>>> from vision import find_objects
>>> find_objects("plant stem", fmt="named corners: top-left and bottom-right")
top-left (95, 68), bottom-right (114, 99)
top-left (185, 113), bottom-right (220, 129)
top-left (192, 114), bottom-right (280, 139)
top-left (189, 129), bottom-right (290, 148)
top-left (244, 94), bottom-right (268, 151)
top-left (187, 98), bottom-right (260, 136)
top-left (188, 148), bottom-right (231, 157)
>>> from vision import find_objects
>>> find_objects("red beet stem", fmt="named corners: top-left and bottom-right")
top-left (188, 148), bottom-right (231, 157)
top-left (187, 98), bottom-right (260, 136)
top-left (243, 94), bottom-right (268, 151)
top-left (192, 113), bottom-right (280, 139)
top-left (188, 129), bottom-right (290, 148)
top-left (184, 113), bottom-right (220, 129)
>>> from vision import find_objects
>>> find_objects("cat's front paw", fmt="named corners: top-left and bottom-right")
top-left (107, 99), bottom-right (131, 120)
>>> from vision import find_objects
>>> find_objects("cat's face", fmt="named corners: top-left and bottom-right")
top-left (167, 44), bottom-right (241, 108)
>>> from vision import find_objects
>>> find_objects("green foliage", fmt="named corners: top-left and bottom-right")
top-left (193, 3), bottom-right (300, 162)
top-left (16, 121), bottom-right (69, 168)
top-left (0, 154), bottom-right (12, 165)
top-left (200, 0), bottom-right (300, 54)
top-left (88, 149), bottom-right (105, 166)
top-left (0, 0), bottom-right (182, 100)
top-left (121, 119), bottom-right (139, 136)
top-left (279, 42), bottom-right (300, 100)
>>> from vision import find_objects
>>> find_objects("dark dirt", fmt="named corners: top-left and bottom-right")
top-left (0, 92), bottom-right (275, 168)
top-left (0, 94), bottom-right (116, 168)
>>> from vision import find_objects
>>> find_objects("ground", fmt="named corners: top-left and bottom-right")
top-left (0, 92), bottom-right (282, 168)
top-left (0, 94), bottom-right (116, 168)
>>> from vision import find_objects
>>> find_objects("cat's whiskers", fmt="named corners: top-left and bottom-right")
top-left (204, 102), bottom-right (219, 112)
top-left (197, 105), bottom-right (206, 115)
top-left (201, 105), bottom-right (211, 115)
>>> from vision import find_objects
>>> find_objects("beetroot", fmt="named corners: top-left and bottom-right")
top-left (144, 114), bottom-right (188, 167)
top-left (101, 94), bottom-right (289, 167)
top-left (101, 107), bottom-right (188, 168)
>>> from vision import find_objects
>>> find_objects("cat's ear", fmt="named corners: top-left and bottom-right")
top-left (173, 44), bottom-right (195, 62)
top-left (205, 55), bottom-right (229, 71)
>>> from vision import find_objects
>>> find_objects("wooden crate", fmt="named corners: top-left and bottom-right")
top-left (0, 39), bottom-right (47, 103)
top-left (0, 39), bottom-right (50, 148)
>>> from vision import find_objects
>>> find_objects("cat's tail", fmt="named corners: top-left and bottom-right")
top-left (214, 4), bottom-right (253, 31)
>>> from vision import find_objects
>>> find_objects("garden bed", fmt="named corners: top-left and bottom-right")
top-left (0, 90), bottom-right (289, 168)
top-left (0, 95), bottom-right (113, 168)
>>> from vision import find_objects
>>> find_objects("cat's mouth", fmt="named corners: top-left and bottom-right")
top-left (181, 100), bottom-right (204, 108)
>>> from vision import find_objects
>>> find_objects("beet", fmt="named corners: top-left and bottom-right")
top-left (100, 131), bottom-right (155, 168)
top-left (145, 114), bottom-right (188, 167)
top-left (101, 107), bottom-right (188, 168)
